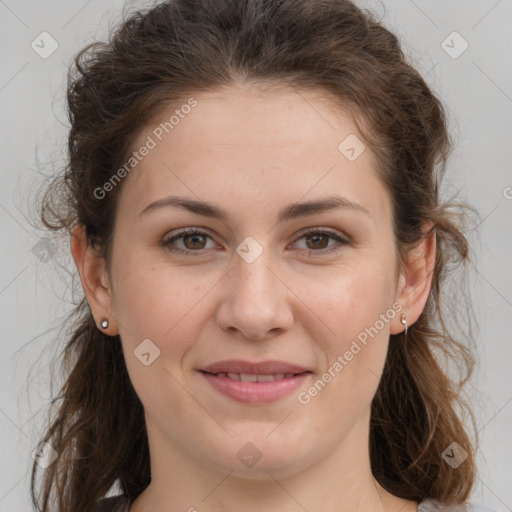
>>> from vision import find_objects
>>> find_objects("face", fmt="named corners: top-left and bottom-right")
top-left (103, 83), bottom-right (406, 479)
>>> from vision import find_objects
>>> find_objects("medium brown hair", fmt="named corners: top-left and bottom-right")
top-left (31, 1), bottom-right (480, 511)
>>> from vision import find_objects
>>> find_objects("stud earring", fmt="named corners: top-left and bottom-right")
top-left (400, 313), bottom-right (407, 337)
top-left (100, 319), bottom-right (109, 329)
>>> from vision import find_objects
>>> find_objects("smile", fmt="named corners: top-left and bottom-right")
top-left (200, 370), bottom-right (311, 404)
top-left (211, 372), bottom-right (298, 382)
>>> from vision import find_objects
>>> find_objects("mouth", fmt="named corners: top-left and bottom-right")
top-left (198, 360), bottom-right (313, 404)
top-left (200, 359), bottom-right (311, 375)
top-left (202, 371), bottom-right (308, 382)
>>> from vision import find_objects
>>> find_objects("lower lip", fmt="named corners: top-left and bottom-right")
top-left (200, 371), bottom-right (311, 404)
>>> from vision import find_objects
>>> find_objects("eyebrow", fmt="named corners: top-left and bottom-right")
top-left (137, 194), bottom-right (371, 223)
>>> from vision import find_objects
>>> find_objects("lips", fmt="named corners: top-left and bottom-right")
top-left (199, 359), bottom-right (312, 404)
top-left (214, 372), bottom-right (296, 382)
top-left (200, 359), bottom-right (310, 375)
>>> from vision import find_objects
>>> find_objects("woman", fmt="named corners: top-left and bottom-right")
top-left (31, 0), bottom-right (500, 511)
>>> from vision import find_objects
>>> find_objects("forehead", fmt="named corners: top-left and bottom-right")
top-left (116, 83), bottom-right (391, 225)
top-left (172, 83), bottom-right (358, 149)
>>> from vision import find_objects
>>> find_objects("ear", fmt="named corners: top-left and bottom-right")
top-left (70, 224), bottom-right (119, 335)
top-left (390, 221), bottom-right (436, 335)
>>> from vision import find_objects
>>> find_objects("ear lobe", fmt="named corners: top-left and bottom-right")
top-left (70, 224), bottom-right (118, 335)
top-left (390, 222), bottom-right (436, 335)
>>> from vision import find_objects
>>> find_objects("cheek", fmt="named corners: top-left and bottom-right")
top-left (305, 262), bottom-right (395, 344)
top-left (112, 264), bottom-right (206, 409)
top-left (112, 260), bottom-right (220, 386)
top-left (114, 259), bottom-right (202, 338)
top-left (301, 260), bottom-right (395, 405)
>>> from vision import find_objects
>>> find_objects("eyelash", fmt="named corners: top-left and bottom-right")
top-left (161, 227), bottom-right (349, 257)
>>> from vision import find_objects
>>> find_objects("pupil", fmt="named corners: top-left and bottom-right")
top-left (307, 234), bottom-right (328, 249)
top-left (185, 234), bottom-right (205, 249)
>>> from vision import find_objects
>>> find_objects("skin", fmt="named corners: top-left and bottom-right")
top-left (71, 82), bottom-right (436, 512)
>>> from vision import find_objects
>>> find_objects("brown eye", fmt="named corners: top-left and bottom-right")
top-left (292, 229), bottom-right (349, 256)
top-left (162, 229), bottom-right (216, 255)
top-left (304, 233), bottom-right (330, 250)
top-left (182, 233), bottom-right (208, 250)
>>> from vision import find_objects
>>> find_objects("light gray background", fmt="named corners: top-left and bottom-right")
top-left (1, 0), bottom-right (511, 510)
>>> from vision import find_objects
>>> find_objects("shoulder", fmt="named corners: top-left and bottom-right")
top-left (93, 495), bottom-right (131, 512)
top-left (418, 499), bottom-right (503, 512)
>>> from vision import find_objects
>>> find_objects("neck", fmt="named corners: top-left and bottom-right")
top-left (132, 410), bottom-right (418, 512)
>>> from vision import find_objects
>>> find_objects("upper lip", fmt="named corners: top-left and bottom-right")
top-left (200, 359), bottom-right (311, 375)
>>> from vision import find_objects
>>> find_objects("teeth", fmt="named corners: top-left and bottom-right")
top-left (216, 372), bottom-right (292, 382)
top-left (256, 374), bottom-right (275, 382)
top-left (240, 373), bottom-right (258, 382)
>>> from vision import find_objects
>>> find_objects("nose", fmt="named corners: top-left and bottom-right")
top-left (215, 248), bottom-right (294, 341)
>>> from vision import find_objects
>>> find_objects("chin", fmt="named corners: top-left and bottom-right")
top-left (201, 432), bottom-right (311, 479)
